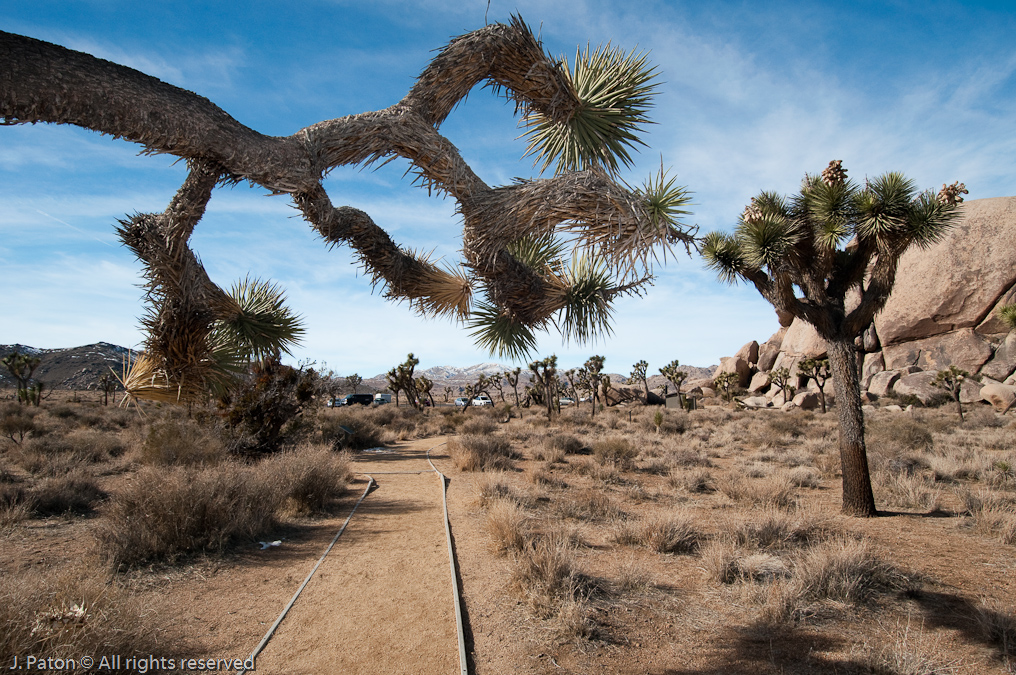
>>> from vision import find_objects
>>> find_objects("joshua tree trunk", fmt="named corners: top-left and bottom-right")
top-left (826, 338), bottom-right (877, 517)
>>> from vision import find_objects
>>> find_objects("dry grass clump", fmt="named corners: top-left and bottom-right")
top-left (787, 465), bottom-right (821, 488)
top-left (529, 464), bottom-right (566, 487)
top-left (485, 498), bottom-right (529, 556)
top-left (137, 417), bottom-right (224, 465)
top-left (727, 510), bottom-right (840, 551)
top-left (262, 444), bottom-right (352, 515)
top-left (868, 416), bottom-right (934, 458)
top-left (668, 467), bottom-right (714, 493)
top-left (461, 415), bottom-right (498, 436)
top-left (0, 568), bottom-right (160, 668)
top-left (319, 410), bottom-right (387, 451)
top-left (961, 490), bottom-right (1016, 545)
top-left (974, 597), bottom-right (1016, 659)
top-left (611, 510), bottom-right (700, 554)
top-left (448, 434), bottom-right (518, 471)
top-left (592, 436), bottom-right (637, 469)
top-left (872, 470), bottom-right (941, 511)
top-left (555, 488), bottom-right (626, 521)
top-left (718, 472), bottom-right (797, 509)
top-left (30, 469), bottom-right (107, 516)
top-left (794, 538), bottom-right (918, 604)
top-left (510, 532), bottom-right (586, 617)
top-left (571, 458), bottom-right (623, 484)
top-left (475, 472), bottom-right (531, 508)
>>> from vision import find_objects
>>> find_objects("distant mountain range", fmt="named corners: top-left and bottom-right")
top-left (0, 343), bottom-right (716, 392)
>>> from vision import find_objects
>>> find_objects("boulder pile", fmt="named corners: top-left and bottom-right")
top-left (703, 196), bottom-right (1016, 411)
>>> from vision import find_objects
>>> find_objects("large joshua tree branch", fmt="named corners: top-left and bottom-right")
top-left (3, 18), bottom-right (691, 394)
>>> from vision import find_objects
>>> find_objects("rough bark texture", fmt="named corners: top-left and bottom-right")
top-left (827, 338), bottom-right (877, 517)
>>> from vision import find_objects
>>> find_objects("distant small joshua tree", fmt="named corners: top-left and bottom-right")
top-left (713, 371), bottom-right (738, 405)
top-left (797, 357), bottom-right (831, 413)
top-left (345, 373), bottom-right (363, 395)
top-left (932, 366), bottom-right (969, 421)
top-left (628, 359), bottom-right (650, 403)
top-left (659, 359), bottom-right (687, 408)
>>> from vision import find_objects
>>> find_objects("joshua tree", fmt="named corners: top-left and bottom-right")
top-left (529, 356), bottom-right (559, 418)
top-left (770, 367), bottom-right (793, 404)
top-left (98, 372), bottom-right (118, 406)
top-left (2, 351), bottom-right (41, 405)
top-left (443, 386), bottom-right (454, 404)
top-left (582, 355), bottom-right (606, 419)
top-left (489, 372), bottom-right (505, 402)
top-left (797, 357), bottom-right (831, 413)
top-left (2, 19), bottom-right (693, 403)
top-left (703, 161), bottom-right (965, 516)
top-left (416, 375), bottom-right (435, 407)
top-left (713, 372), bottom-right (738, 405)
top-left (503, 367), bottom-right (522, 408)
top-left (345, 373), bottom-right (363, 395)
top-left (932, 366), bottom-right (969, 421)
top-left (385, 369), bottom-right (403, 407)
top-left (659, 359), bottom-right (687, 408)
top-left (628, 359), bottom-right (650, 403)
top-left (389, 353), bottom-right (422, 410)
top-left (602, 374), bottom-right (613, 406)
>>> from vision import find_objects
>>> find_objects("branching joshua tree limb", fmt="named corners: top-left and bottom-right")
top-left (1, 18), bottom-right (694, 402)
top-left (703, 161), bottom-right (965, 516)
top-left (659, 359), bottom-right (687, 407)
top-left (797, 357), bottom-right (831, 414)
top-left (628, 359), bottom-right (650, 403)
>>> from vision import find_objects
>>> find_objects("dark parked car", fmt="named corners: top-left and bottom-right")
top-left (343, 394), bottom-right (375, 406)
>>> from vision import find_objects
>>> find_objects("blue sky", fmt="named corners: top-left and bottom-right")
top-left (2, 0), bottom-right (1014, 378)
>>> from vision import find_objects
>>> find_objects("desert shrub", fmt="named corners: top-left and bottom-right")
top-left (669, 467), bottom-right (714, 493)
top-left (963, 407), bottom-right (1006, 430)
top-left (319, 411), bottom-right (385, 451)
top-left (529, 464), bottom-right (565, 487)
top-left (727, 510), bottom-right (838, 551)
top-left (664, 446), bottom-right (713, 467)
top-left (556, 489), bottom-right (626, 521)
top-left (0, 502), bottom-right (30, 535)
top-left (510, 532), bottom-right (582, 617)
top-left (48, 404), bottom-right (79, 420)
top-left (219, 357), bottom-right (317, 456)
top-left (718, 473), bottom-right (797, 509)
top-left (593, 437), bottom-right (637, 469)
top-left (449, 434), bottom-right (517, 472)
top-left (94, 463), bottom-right (283, 568)
top-left (138, 417), bottom-right (224, 465)
top-left (546, 433), bottom-right (586, 455)
top-left (962, 490), bottom-right (1016, 545)
top-left (787, 465), bottom-right (821, 488)
top-left (974, 597), bottom-right (1016, 658)
top-left (461, 416), bottom-right (498, 436)
top-left (15, 429), bottom-right (125, 475)
top-left (475, 472), bottom-right (531, 508)
top-left (795, 538), bottom-right (917, 603)
top-left (0, 569), bottom-right (161, 669)
top-left (30, 469), bottom-right (106, 515)
top-left (702, 541), bottom-right (790, 584)
top-left (872, 470), bottom-right (941, 511)
top-left (867, 416), bottom-right (934, 457)
top-left (485, 499), bottom-right (529, 555)
top-left (0, 406), bottom-right (36, 444)
top-left (260, 445), bottom-right (352, 515)
top-left (611, 511), bottom-right (700, 554)
top-left (532, 441), bottom-right (566, 464)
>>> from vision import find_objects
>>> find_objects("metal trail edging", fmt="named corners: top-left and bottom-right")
top-left (427, 442), bottom-right (470, 675)
top-left (238, 474), bottom-right (375, 675)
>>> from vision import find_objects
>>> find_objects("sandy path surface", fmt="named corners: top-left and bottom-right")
top-left (253, 438), bottom-right (459, 675)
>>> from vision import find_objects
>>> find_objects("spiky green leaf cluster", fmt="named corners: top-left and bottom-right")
top-left (467, 300), bottom-right (539, 362)
top-left (522, 44), bottom-right (659, 175)
top-left (209, 276), bottom-right (305, 364)
top-left (998, 304), bottom-right (1016, 331)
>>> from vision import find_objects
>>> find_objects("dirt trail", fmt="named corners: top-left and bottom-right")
top-left (253, 438), bottom-right (459, 675)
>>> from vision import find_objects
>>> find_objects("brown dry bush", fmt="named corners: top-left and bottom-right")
top-left (319, 410), bottom-right (386, 451)
top-left (962, 490), bottom-right (1016, 545)
top-left (592, 436), bottom-right (637, 469)
top-left (867, 416), bottom-right (934, 458)
top-left (0, 568), bottom-right (161, 669)
top-left (30, 469), bottom-right (107, 516)
top-left (794, 538), bottom-right (918, 604)
top-left (17, 430), bottom-right (126, 473)
top-left (510, 532), bottom-right (585, 618)
top-left (555, 488), bottom-right (626, 521)
top-left (727, 510), bottom-right (840, 551)
top-left (137, 417), bottom-right (224, 465)
top-left (668, 467), bottom-right (714, 493)
top-left (485, 499), bottom-right (529, 556)
top-left (718, 473), bottom-right (797, 509)
top-left (94, 463), bottom-right (283, 569)
top-left (611, 510), bottom-right (700, 554)
top-left (974, 597), bottom-right (1016, 659)
top-left (448, 434), bottom-right (518, 472)
top-left (787, 465), bottom-right (821, 488)
top-left (872, 470), bottom-right (941, 511)
top-left (474, 472), bottom-right (531, 508)
top-left (259, 445), bottom-right (352, 515)
top-left (461, 415), bottom-right (498, 436)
